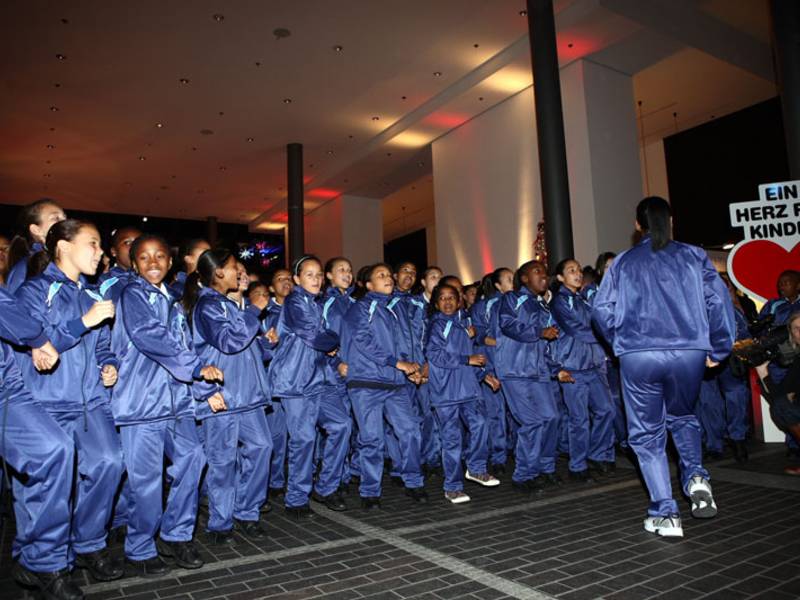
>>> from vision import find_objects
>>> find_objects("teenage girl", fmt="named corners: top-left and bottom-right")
top-left (113, 234), bottom-right (221, 574)
top-left (551, 259), bottom-right (615, 481)
top-left (15, 219), bottom-right (124, 582)
top-left (98, 226), bottom-right (142, 302)
top-left (6, 198), bottom-right (66, 293)
top-left (592, 196), bottom-right (735, 538)
top-left (470, 268), bottom-right (513, 473)
top-left (0, 234), bottom-right (10, 285)
top-left (169, 238), bottom-right (211, 299)
top-left (425, 283), bottom-right (500, 503)
top-left (496, 260), bottom-right (573, 494)
top-left (341, 263), bottom-right (426, 508)
top-left (187, 249), bottom-right (272, 542)
top-left (268, 256), bottom-right (341, 519)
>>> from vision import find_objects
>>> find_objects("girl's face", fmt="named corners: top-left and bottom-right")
top-left (214, 256), bottom-right (240, 293)
top-left (133, 239), bottom-right (172, 286)
top-left (778, 274), bottom-right (799, 299)
top-left (394, 263), bottom-right (416, 293)
top-left (270, 269), bottom-right (293, 300)
top-left (495, 269), bottom-right (514, 293)
top-left (367, 266), bottom-right (394, 295)
top-left (185, 240), bottom-right (211, 274)
top-left (422, 269), bottom-right (442, 295)
top-left (236, 262), bottom-right (249, 292)
top-left (604, 256), bottom-right (614, 273)
top-left (436, 287), bottom-right (459, 316)
top-left (249, 285), bottom-right (269, 304)
top-left (791, 318), bottom-right (800, 345)
top-left (557, 260), bottom-right (583, 292)
top-left (294, 260), bottom-right (324, 295)
top-left (464, 286), bottom-right (477, 309)
top-left (0, 235), bottom-right (10, 273)
top-left (30, 203), bottom-right (67, 244)
top-left (111, 228), bottom-right (142, 270)
top-left (521, 263), bottom-right (548, 295)
top-left (57, 226), bottom-right (104, 278)
top-left (327, 259), bottom-right (353, 291)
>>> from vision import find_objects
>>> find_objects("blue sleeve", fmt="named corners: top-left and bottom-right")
top-left (15, 281), bottom-right (87, 353)
top-left (284, 297), bottom-right (339, 352)
top-left (470, 302), bottom-right (489, 345)
top-left (353, 306), bottom-right (397, 368)
top-left (591, 266), bottom-right (618, 346)
top-left (551, 296), bottom-right (596, 343)
top-left (195, 300), bottom-right (262, 354)
top-left (0, 288), bottom-right (48, 348)
top-left (701, 255), bottom-right (736, 362)
top-left (5, 260), bottom-right (27, 294)
top-left (121, 288), bottom-right (201, 383)
top-left (499, 296), bottom-right (543, 343)
top-left (94, 323), bottom-right (119, 369)
top-left (425, 322), bottom-right (469, 369)
top-left (192, 380), bottom-right (220, 402)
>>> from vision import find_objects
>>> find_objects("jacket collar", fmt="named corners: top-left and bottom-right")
top-left (43, 261), bottom-right (86, 288)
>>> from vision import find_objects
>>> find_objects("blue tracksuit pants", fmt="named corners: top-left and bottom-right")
top-left (718, 365), bottom-right (749, 442)
top-left (5, 399), bottom-right (74, 572)
top-left (266, 400), bottom-right (287, 491)
top-left (697, 376), bottom-right (725, 453)
top-left (561, 369), bottom-right (615, 472)
top-left (434, 401), bottom-right (488, 492)
top-left (120, 417), bottom-right (206, 560)
top-left (416, 385), bottom-right (442, 467)
top-left (556, 387), bottom-right (570, 455)
top-left (203, 408), bottom-right (271, 531)
top-left (51, 404), bottom-right (124, 555)
top-left (620, 349), bottom-right (709, 517)
top-left (477, 383), bottom-right (508, 466)
top-left (606, 361), bottom-right (628, 447)
top-left (282, 388), bottom-right (351, 507)
top-left (349, 387), bottom-right (423, 497)
top-left (502, 378), bottom-right (559, 483)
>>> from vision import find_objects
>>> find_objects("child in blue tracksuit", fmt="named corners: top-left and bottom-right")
top-left (319, 257), bottom-right (357, 499)
top-left (268, 256), bottom-right (342, 519)
top-left (341, 263), bottom-right (427, 508)
top-left (5, 199), bottom-right (66, 294)
top-left (262, 269), bottom-right (293, 500)
top-left (15, 220), bottom-right (124, 584)
top-left (113, 234), bottom-right (220, 574)
top-left (1, 289), bottom-right (81, 599)
top-left (187, 249), bottom-right (272, 541)
top-left (97, 226), bottom-right (142, 303)
top-left (425, 283), bottom-right (500, 503)
top-left (470, 268), bottom-right (514, 473)
top-left (168, 238), bottom-right (211, 300)
top-left (551, 259), bottom-right (614, 481)
top-left (592, 197), bottom-right (735, 538)
top-left (496, 260), bottom-right (573, 494)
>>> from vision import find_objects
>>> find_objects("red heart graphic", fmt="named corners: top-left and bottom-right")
top-left (729, 239), bottom-right (800, 302)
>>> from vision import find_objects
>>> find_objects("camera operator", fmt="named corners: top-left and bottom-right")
top-left (755, 312), bottom-right (800, 476)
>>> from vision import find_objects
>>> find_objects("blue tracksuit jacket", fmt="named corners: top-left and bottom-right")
top-left (0, 288), bottom-right (49, 405)
top-left (591, 236), bottom-right (736, 362)
top-left (268, 286), bottom-right (338, 398)
top-left (320, 286), bottom-right (356, 385)
top-left (470, 295), bottom-right (504, 376)
top-left (496, 287), bottom-right (558, 381)
top-left (424, 311), bottom-right (483, 406)
top-left (550, 285), bottom-right (606, 371)
top-left (758, 296), bottom-right (800, 326)
top-left (5, 242), bottom-right (42, 294)
top-left (98, 265), bottom-right (136, 303)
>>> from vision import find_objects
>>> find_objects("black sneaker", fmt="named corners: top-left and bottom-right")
top-left (12, 563), bottom-right (85, 600)
top-left (311, 491), bottom-right (348, 511)
top-left (74, 548), bottom-right (123, 582)
top-left (107, 525), bottom-right (126, 545)
top-left (733, 440), bottom-right (748, 464)
top-left (588, 459), bottom-right (612, 475)
top-left (490, 463), bottom-right (507, 476)
top-left (125, 555), bottom-right (170, 578)
top-left (206, 530), bottom-right (237, 546)
top-left (542, 473), bottom-right (563, 487)
top-left (338, 481), bottom-right (351, 496)
top-left (285, 505), bottom-right (316, 520)
top-left (361, 496), bottom-right (382, 510)
top-left (424, 465), bottom-right (443, 478)
top-left (235, 519), bottom-right (267, 540)
top-left (511, 480), bottom-right (532, 494)
top-left (568, 470), bottom-right (595, 483)
top-left (390, 475), bottom-right (405, 488)
top-left (530, 476), bottom-right (547, 494)
top-left (157, 539), bottom-right (204, 569)
top-left (260, 500), bottom-right (273, 514)
top-left (268, 487), bottom-right (286, 501)
top-left (405, 487), bottom-right (429, 504)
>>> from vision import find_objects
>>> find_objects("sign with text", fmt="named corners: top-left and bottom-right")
top-left (727, 180), bottom-right (800, 303)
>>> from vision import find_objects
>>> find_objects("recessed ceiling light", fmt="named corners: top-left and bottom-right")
top-left (55, 53), bottom-right (66, 60)
top-left (401, 96), bottom-right (407, 100)
top-left (333, 45), bottom-right (343, 52)
top-left (386, 153), bottom-right (392, 157)
top-left (146, 143), bottom-right (153, 147)
top-left (246, 137), bottom-right (254, 142)
top-left (273, 27), bottom-right (291, 39)
top-left (348, 134), bottom-right (354, 139)
top-left (171, 174), bottom-right (176, 179)
top-left (54, 83), bottom-right (61, 88)
top-left (191, 146), bottom-right (198, 151)
top-left (155, 122), bottom-right (163, 128)
top-left (212, 13), bottom-right (224, 22)
top-left (417, 161), bottom-right (425, 167)
top-left (255, 61), bottom-right (262, 67)
top-left (45, 160), bottom-right (51, 164)
top-left (326, 150), bottom-right (334, 155)
top-left (218, 111), bottom-right (224, 116)
top-left (43, 173), bottom-right (51, 178)
top-left (138, 155), bottom-right (146, 161)
top-left (283, 98), bottom-right (292, 104)
top-left (412, 186), bottom-right (416, 190)
top-left (142, 216), bottom-right (149, 222)
top-left (519, 10), bottom-right (527, 16)
top-left (478, 96), bottom-right (484, 101)
top-left (371, 116), bottom-right (380, 121)
top-left (160, 185), bottom-right (169, 190)
top-left (473, 43), bottom-right (479, 48)
top-left (200, 129), bottom-right (214, 135)
top-left (49, 127), bottom-right (55, 132)
top-left (46, 144), bottom-right (55, 149)
top-left (60, 18), bottom-right (69, 24)
top-left (433, 71), bottom-right (442, 77)
top-left (219, 166), bottom-right (227, 171)
top-left (50, 106), bottom-right (59, 112)
top-left (179, 77), bottom-right (190, 84)
top-left (567, 43), bottom-right (574, 48)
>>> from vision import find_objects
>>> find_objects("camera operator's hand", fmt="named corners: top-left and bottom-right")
top-left (755, 361), bottom-right (770, 380)
top-left (705, 356), bottom-right (719, 369)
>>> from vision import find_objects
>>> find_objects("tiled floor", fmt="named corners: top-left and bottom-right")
top-left (2, 443), bottom-right (799, 599)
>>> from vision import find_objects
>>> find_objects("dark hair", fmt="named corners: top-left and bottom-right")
top-left (422, 265), bottom-right (443, 279)
top-left (778, 270), bottom-right (800, 281)
top-left (8, 198), bottom-right (63, 272)
top-left (246, 281), bottom-right (268, 297)
top-left (183, 248), bottom-right (233, 328)
top-left (513, 260), bottom-right (544, 290)
top-left (352, 262), bottom-right (393, 300)
top-left (594, 252), bottom-right (616, 280)
top-left (111, 226), bottom-right (143, 248)
top-left (479, 267), bottom-right (512, 300)
top-left (28, 219), bottom-right (95, 278)
top-left (323, 256), bottom-right (351, 289)
top-left (174, 238), bottom-right (209, 273)
top-left (636, 196), bottom-right (672, 251)
top-left (291, 254), bottom-right (321, 277)
top-left (428, 283), bottom-right (461, 317)
top-left (440, 275), bottom-right (462, 289)
top-left (549, 258), bottom-right (579, 294)
top-left (129, 233), bottom-right (170, 276)
top-left (267, 267), bottom-right (291, 286)
top-left (393, 261), bottom-right (416, 274)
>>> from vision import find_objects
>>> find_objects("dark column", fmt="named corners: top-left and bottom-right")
top-left (771, 0), bottom-right (800, 179)
top-left (206, 216), bottom-right (218, 246)
top-left (527, 0), bottom-right (574, 267)
top-left (287, 142), bottom-right (305, 264)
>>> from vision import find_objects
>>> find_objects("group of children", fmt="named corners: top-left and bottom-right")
top-left (0, 196), bottom-right (783, 598)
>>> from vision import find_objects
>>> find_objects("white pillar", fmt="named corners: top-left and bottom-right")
top-left (304, 195), bottom-right (383, 268)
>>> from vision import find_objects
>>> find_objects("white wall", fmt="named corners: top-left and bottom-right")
top-left (304, 197), bottom-right (343, 262)
top-left (342, 195), bottom-right (383, 268)
top-left (640, 138), bottom-right (670, 200)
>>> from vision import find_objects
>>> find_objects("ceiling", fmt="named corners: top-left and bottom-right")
top-left (0, 0), bottom-right (777, 231)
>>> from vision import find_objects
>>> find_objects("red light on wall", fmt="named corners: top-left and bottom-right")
top-left (272, 211), bottom-right (288, 223)
top-left (423, 112), bottom-right (470, 129)
top-left (307, 187), bottom-right (340, 199)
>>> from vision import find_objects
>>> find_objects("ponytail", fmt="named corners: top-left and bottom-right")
top-left (182, 248), bottom-right (231, 329)
top-left (27, 219), bottom-right (93, 279)
top-left (636, 196), bottom-right (672, 251)
top-left (8, 198), bottom-right (63, 271)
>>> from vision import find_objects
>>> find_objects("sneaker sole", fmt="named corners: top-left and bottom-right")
top-left (690, 490), bottom-right (718, 519)
top-left (465, 472), bottom-right (500, 487)
top-left (643, 521), bottom-right (684, 538)
top-left (445, 494), bottom-right (471, 504)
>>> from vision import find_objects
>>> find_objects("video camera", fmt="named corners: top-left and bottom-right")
top-left (731, 314), bottom-right (799, 375)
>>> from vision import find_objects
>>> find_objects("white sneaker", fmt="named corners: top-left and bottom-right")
top-left (444, 490), bottom-right (471, 504)
top-left (465, 471), bottom-right (501, 487)
top-left (687, 475), bottom-right (718, 519)
top-left (643, 514), bottom-right (684, 538)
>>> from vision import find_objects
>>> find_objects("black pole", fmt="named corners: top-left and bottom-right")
top-left (771, 0), bottom-right (800, 179)
top-left (206, 216), bottom-right (218, 247)
top-left (287, 142), bottom-right (304, 264)
top-left (527, 0), bottom-right (574, 268)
